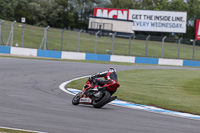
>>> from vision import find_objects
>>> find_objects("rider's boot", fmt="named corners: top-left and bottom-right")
top-left (94, 91), bottom-right (101, 97)
top-left (91, 85), bottom-right (98, 91)
top-left (108, 96), bottom-right (117, 102)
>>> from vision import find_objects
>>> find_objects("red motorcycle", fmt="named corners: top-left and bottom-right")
top-left (72, 78), bottom-right (120, 108)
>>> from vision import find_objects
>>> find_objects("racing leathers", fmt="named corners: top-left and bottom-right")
top-left (90, 70), bottom-right (118, 92)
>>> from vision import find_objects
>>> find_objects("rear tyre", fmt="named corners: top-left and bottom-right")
top-left (72, 92), bottom-right (81, 105)
top-left (93, 91), bottom-right (111, 108)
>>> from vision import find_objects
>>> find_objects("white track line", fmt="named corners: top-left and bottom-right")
top-left (59, 76), bottom-right (200, 121)
top-left (59, 75), bottom-right (89, 96)
top-left (0, 126), bottom-right (47, 133)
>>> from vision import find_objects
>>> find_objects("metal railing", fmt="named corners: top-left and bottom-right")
top-left (0, 20), bottom-right (200, 61)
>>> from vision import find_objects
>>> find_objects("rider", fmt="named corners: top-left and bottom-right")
top-left (89, 67), bottom-right (118, 92)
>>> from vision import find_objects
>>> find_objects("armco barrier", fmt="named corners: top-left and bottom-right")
top-left (1, 46), bottom-right (200, 67)
top-left (62, 51), bottom-right (85, 60)
top-left (110, 55), bottom-right (135, 63)
top-left (86, 53), bottom-right (110, 61)
top-left (37, 49), bottom-right (61, 58)
top-left (135, 57), bottom-right (159, 64)
top-left (158, 59), bottom-right (183, 66)
top-left (11, 47), bottom-right (37, 57)
top-left (0, 46), bottom-right (10, 54)
top-left (183, 60), bottom-right (200, 67)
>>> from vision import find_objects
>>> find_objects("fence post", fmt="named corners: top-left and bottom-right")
top-left (61, 28), bottom-right (65, 51)
top-left (112, 32), bottom-right (117, 55)
top-left (6, 21), bottom-right (16, 46)
top-left (145, 35), bottom-right (151, 56)
top-left (193, 39), bottom-right (197, 60)
top-left (0, 20), bottom-right (4, 45)
top-left (21, 24), bottom-right (26, 47)
top-left (40, 26), bottom-right (50, 50)
top-left (77, 29), bottom-right (83, 52)
top-left (162, 36), bottom-right (167, 58)
top-left (128, 35), bottom-right (133, 56)
top-left (11, 21), bottom-right (16, 46)
top-left (94, 31), bottom-right (100, 54)
top-left (177, 37), bottom-right (183, 59)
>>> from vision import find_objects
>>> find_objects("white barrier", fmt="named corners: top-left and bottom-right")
top-left (10, 47), bottom-right (37, 57)
top-left (158, 58), bottom-right (183, 66)
top-left (110, 55), bottom-right (135, 63)
top-left (4, 46), bottom-right (190, 67)
top-left (61, 51), bottom-right (86, 60)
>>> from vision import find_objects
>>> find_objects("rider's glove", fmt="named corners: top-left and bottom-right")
top-left (88, 76), bottom-right (93, 81)
top-left (88, 74), bottom-right (97, 81)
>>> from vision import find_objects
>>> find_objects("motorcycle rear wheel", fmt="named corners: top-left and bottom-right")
top-left (93, 91), bottom-right (111, 108)
top-left (72, 92), bottom-right (81, 105)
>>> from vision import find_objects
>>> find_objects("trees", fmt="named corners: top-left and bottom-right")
top-left (0, 0), bottom-right (199, 38)
top-left (0, 0), bottom-right (18, 20)
top-left (109, 0), bottom-right (140, 9)
top-left (186, 0), bottom-right (200, 38)
top-left (14, 0), bottom-right (31, 23)
top-left (69, 0), bottom-right (102, 29)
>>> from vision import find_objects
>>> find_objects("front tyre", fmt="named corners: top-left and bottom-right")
top-left (93, 91), bottom-right (111, 108)
top-left (72, 92), bottom-right (81, 105)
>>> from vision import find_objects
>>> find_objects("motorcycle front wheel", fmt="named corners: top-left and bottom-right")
top-left (72, 92), bottom-right (81, 105)
top-left (93, 91), bottom-right (111, 108)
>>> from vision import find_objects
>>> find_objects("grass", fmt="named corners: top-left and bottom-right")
top-left (1, 20), bottom-right (200, 60)
top-left (0, 128), bottom-right (35, 133)
top-left (67, 69), bottom-right (200, 115)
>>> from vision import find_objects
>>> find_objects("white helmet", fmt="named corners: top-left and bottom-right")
top-left (108, 67), bottom-right (116, 72)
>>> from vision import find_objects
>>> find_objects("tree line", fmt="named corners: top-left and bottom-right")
top-left (0, 0), bottom-right (199, 38)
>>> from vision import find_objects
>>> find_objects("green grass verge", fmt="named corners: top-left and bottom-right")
top-left (0, 128), bottom-right (35, 133)
top-left (67, 69), bottom-right (200, 115)
top-left (2, 20), bottom-right (200, 60)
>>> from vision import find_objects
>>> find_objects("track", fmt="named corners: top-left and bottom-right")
top-left (0, 58), bottom-right (200, 133)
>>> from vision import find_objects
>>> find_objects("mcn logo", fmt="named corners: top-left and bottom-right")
top-left (196, 20), bottom-right (200, 40)
top-left (94, 8), bottom-right (129, 20)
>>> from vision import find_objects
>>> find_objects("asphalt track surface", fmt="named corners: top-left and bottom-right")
top-left (0, 58), bottom-right (200, 133)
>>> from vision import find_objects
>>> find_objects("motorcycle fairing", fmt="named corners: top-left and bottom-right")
top-left (79, 97), bottom-right (92, 104)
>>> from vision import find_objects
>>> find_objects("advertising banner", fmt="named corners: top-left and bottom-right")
top-left (94, 8), bottom-right (129, 20)
top-left (195, 20), bottom-right (200, 40)
top-left (94, 8), bottom-right (187, 33)
top-left (130, 10), bottom-right (187, 33)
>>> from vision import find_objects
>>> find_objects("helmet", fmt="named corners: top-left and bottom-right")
top-left (108, 67), bottom-right (116, 72)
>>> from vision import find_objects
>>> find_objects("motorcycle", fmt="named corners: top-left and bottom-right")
top-left (72, 78), bottom-right (120, 108)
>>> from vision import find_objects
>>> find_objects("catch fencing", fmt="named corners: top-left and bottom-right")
top-left (0, 20), bottom-right (200, 61)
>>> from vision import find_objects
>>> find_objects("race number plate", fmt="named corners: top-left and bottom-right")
top-left (80, 98), bottom-right (92, 103)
